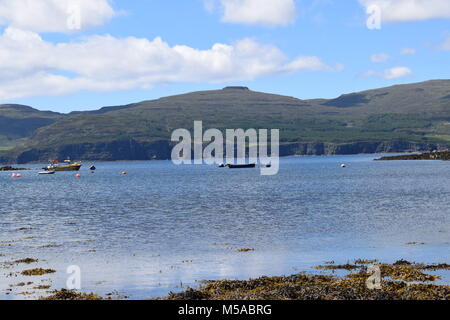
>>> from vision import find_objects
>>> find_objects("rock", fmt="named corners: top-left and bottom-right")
top-left (0, 166), bottom-right (27, 171)
top-left (376, 150), bottom-right (450, 161)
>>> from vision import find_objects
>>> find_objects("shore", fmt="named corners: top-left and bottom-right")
top-left (164, 260), bottom-right (450, 300)
top-left (0, 166), bottom-right (27, 171)
top-left (376, 150), bottom-right (450, 161)
top-left (26, 260), bottom-right (450, 300)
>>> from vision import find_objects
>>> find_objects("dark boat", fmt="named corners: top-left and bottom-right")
top-left (227, 164), bottom-right (256, 169)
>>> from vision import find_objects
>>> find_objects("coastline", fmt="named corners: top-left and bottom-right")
top-left (0, 152), bottom-right (419, 167)
top-left (1, 139), bottom-right (447, 165)
top-left (36, 260), bottom-right (450, 300)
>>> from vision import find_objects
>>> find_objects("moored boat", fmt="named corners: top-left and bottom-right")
top-left (39, 171), bottom-right (56, 175)
top-left (227, 163), bottom-right (256, 169)
top-left (44, 159), bottom-right (82, 172)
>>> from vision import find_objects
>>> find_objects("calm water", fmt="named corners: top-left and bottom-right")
top-left (1, 155), bottom-right (449, 299)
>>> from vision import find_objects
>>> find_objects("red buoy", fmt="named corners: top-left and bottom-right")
top-left (75, 174), bottom-right (81, 178)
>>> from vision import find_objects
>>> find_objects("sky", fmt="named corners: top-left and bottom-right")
top-left (0, 0), bottom-right (449, 113)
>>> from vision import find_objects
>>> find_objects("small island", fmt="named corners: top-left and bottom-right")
top-left (0, 166), bottom-right (27, 171)
top-left (375, 150), bottom-right (450, 161)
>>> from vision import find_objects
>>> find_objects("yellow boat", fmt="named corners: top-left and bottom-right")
top-left (45, 160), bottom-right (82, 172)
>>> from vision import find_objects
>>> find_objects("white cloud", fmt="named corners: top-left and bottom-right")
top-left (359, 0), bottom-right (450, 23)
top-left (439, 36), bottom-right (450, 51)
top-left (284, 57), bottom-right (344, 72)
top-left (360, 69), bottom-right (377, 78)
top-left (383, 66), bottom-right (413, 79)
top-left (0, 0), bottom-right (115, 33)
top-left (0, 28), bottom-right (341, 100)
top-left (203, 0), bottom-right (216, 13)
top-left (360, 66), bottom-right (413, 79)
top-left (370, 52), bottom-right (390, 63)
top-left (220, 0), bottom-right (296, 26)
top-left (400, 48), bottom-right (416, 55)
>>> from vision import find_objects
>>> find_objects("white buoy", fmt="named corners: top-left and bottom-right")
top-left (340, 164), bottom-right (347, 168)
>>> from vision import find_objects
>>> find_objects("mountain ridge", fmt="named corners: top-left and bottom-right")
top-left (1, 80), bottom-right (450, 164)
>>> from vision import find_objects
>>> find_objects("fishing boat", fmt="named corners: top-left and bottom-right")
top-left (44, 159), bottom-right (82, 172)
top-left (227, 163), bottom-right (256, 169)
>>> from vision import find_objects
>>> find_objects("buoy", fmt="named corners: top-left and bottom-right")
top-left (340, 164), bottom-right (347, 168)
top-left (11, 173), bottom-right (22, 178)
top-left (75, 174), bottom-right (81, 178)
top-left (120, 171), bottom-right (128, 175)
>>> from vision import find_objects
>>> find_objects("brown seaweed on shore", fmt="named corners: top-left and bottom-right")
top-left (315, 264), bottom-right (359, 271)
top-left (10, 282), bottom-right (33, 287)
top-left (21, 268), bottom-right (56, 276)
top-left (13, 258), bottom-right (38, 265)
top-left (237, 248), bottom-right (255, 252)
top-left (33, 285), bottom-right (52, 290)
top-left (166, 261), bottom-right (450, 300)
top-left (16, 227), bottom-right (34, 231)
top-left (41, 289), bottom-right (103, 300)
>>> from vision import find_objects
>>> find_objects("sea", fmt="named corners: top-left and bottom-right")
top-left (0, 154), bottom-right (449, 299)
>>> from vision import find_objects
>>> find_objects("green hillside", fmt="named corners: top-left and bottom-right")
top-left (0, 105), bottom-right (63, 151)
top-left (1, 80), bottom-right (450, 163)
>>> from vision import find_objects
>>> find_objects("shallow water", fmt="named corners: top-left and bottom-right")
top-left (0, 155), bottom-right (449, 299)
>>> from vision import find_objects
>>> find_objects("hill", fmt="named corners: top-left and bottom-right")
top-left (0, 105), bottom-right (63, 152)
top-left (1, 80), bottom-right (450, 163)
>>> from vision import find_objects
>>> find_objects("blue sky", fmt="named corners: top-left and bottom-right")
top-left (0, 0), bottom-right (449, 112)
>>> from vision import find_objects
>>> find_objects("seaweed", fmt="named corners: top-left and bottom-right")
top-left (21, 268), bottom-right (56, 276)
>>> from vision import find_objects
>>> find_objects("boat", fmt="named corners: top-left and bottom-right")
top-left (44, 159), bottom-right (82, 172)
top-left (227, 164), bottom-right (256, 169)
top-left (39, 171), bottom-right (55, 175)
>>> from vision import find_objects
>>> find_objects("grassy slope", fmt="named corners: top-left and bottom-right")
top-left (2, 80), bottom-right (450, 158)
top-left (0, 104), bottom-right (63, 150)
top-left (27, 80), bottom-right (450, 147)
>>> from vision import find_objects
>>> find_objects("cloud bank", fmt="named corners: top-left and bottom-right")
top-left (220, 0), bottom-right (296, 26)
top-left (359, 0), bottom-right (450, 23)
top-left (0, 0), bottom-right (115, 33)
top-left (362, 66), bottom-right (413, 79)
top-left (370, 53), bottom-right (390, 63)
top-left (0, 28), bottom-right (341, 100)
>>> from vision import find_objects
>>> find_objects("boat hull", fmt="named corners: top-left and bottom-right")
top-left (39, 171), bottom-right (56, 175)
top-left (228, 164), bottom-right (256, 169)
top-left (48, 165), bottom-right (82, 172)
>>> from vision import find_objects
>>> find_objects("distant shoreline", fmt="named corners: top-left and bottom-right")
top-left (376, 150), bottom-right (450, 161)
top-left (0, 152), bottom-right (420, 167)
